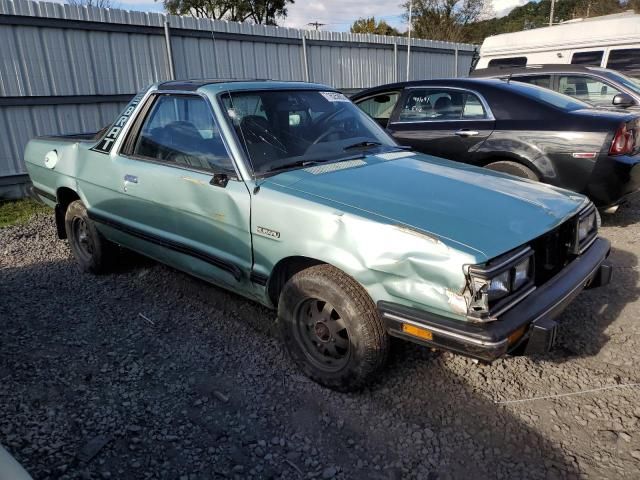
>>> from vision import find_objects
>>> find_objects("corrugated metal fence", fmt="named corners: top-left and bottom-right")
top-left (0, 0), bottom-right (475, 198)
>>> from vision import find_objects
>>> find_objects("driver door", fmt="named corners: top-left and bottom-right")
top-left (97, 92), bottom-right (253, 288)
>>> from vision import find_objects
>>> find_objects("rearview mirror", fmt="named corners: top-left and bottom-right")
top-left (374, 95), bottom-right (391, 104)
top-left (612, 93), bottom-right (635, 108)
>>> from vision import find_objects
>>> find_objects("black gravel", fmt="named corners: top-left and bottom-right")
top-left (1, 199), bottom-right (640, 479)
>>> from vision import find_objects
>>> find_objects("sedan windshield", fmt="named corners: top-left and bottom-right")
top-left (605, 71), bottom-right (640, 96)
top-left (221, 90), bottom-right (399, 175)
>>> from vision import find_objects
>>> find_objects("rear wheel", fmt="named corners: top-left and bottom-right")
top-left (485, 160), bottom-right (539, 181)
top-left (278, 264), bottom-right (389, 391)
top-left (65, 200), bottom-right (116, 274)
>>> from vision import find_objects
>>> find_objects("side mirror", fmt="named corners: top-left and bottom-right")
top-left (612, 93), bottom-right (635, 108)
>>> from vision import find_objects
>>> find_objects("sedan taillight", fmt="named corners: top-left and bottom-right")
top-left (609, 123), bottom-right (635, 156)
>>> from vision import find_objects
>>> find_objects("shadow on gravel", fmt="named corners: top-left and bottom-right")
top-left (600, 196), bottom-right (640, 227)
top-left (546, 245), bottom-right (639, 362)
top-left (2, 258), bottom-right (582, 479)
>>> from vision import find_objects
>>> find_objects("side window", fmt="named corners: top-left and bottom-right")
top-left (488, 57), bottom-right (527, 67)
top-left (461, 94), bottom-right (487, 119)
top-left (355, 92), bottom-right (400, 127)
top-left (513, 75), bottom-right (552, 89)
top-left (558, 75), bottom-right (622, 107)
top-left (132, 95), bottom-right (234, 172)
top-left (398, 89), bottom-right (487, 121)
top-left (607, 49), bottom-right (640, 79)
top-left (571, 51), bottom-right (604, 66)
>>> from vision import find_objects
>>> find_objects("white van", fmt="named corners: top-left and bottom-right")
top-left (476, 11), bottom-right (640, 78)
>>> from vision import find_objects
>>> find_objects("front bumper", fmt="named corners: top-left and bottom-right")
top-left (379, 237), bottom-right (612, 362)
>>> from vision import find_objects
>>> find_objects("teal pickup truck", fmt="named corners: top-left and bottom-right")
top-left (26, 80), bottom-right (612, 391)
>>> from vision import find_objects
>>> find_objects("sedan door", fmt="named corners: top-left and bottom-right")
top-left (387, 87), bottom-right (495, 161)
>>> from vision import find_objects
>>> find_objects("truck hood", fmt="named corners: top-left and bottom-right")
top-left (266, 152), bottom-right (586, 261)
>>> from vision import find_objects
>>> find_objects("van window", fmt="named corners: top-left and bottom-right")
top-left (607, 49), bottom-right (640, 80)
top-left (571, 51), bottom-right (604, 66)
top-left (488, 57), bottom-right (527, 68)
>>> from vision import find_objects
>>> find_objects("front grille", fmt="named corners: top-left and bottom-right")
top-left (530, 219), bottom-right (576, 285)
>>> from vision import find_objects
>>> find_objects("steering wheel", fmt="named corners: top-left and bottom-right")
top-left (310, 109), bottom-right (346, 145)
top-left (311, 127), bottom-right (342, 145)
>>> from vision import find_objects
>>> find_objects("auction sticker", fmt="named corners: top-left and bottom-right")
top-left (320, 91), bottom-right (350, 102)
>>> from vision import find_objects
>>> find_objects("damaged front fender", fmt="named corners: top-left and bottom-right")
top-left (251, 186), bottom-right (479, 321)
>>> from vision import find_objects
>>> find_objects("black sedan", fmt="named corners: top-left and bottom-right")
top-left (351, 78), bottom-right (640, 209)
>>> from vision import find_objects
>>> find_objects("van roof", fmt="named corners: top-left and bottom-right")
top-left (480, 12), bottom-right (640, 56)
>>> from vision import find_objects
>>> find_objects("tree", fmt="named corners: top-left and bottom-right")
top-left (350, 17), bottom-right (401, 36)
top-left (404, 0), bottom-right (487, 42)
top-left (66, 0), bottom-right (116, 8)
top-left (162, 0), bottom-right (293, 24)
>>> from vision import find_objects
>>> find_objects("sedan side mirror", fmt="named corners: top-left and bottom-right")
top-left (612, 93), bottom-right (635, 108)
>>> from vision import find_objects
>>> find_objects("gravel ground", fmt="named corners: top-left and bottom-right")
top-left (1, 199), bottom-right (640, 480)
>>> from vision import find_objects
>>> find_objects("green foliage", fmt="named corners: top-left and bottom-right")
top-left (401, 0), bottom-right (632, 44)
top-left (350, 17), bottom-right (401, 36)
top-left (0, 199), bottom-right (49, 228)
top-left (404, 0), bottom-right (486, 42)
top-left (162, 0), bottom-right (294, 25)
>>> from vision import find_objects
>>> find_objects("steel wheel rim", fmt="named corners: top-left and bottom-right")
top-left (72, 217), bottom-right (94, 261)
top-left (293, 298), bottom-right (351, 372)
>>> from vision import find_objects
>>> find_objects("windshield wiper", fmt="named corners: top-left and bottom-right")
top-left (263, 153), bottom-right (366, 176)
top-left (343, 140), bottom-right (382, 151)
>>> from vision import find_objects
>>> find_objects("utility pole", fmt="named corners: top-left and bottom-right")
top-left (307, 21), bottom-right (325, 31)
top-left (549, 0), bottom-right (555, 26)
top-left (406, 0), bottom-right (412, 81)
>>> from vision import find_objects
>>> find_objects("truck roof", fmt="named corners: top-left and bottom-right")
top-left (157, 79), bottom-right (334, 93)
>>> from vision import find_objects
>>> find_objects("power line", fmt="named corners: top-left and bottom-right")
top-left (307, 21), bottom-right (326, 30)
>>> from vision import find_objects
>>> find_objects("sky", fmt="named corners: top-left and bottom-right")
top-left (111, 0), bottom-right (529, 31)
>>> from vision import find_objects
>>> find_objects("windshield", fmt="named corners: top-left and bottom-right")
top-left (221, 90), bottom-right (398, 175)
top-left (503, 81), bottom-right (590, 111)
top-left (605, 70), bottom-right (640, 96)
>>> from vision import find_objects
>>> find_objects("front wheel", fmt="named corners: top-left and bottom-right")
top-left (278, 264), bottom-right (389, 391)
top-left (65, 200), bottom-right (116, 274)
top-left (485, 160), bottom-right (539, 181)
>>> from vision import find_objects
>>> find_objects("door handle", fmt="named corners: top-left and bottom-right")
top-left (454, 129), bottom-right (479, 137)
top-left (123, 174), bottom-right (138, 192)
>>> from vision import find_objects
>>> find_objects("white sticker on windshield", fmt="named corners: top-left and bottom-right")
top-left (320, 91), bottom-right (350, 102)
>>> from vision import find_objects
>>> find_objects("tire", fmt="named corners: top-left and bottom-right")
top-left (64, 200), bottom-right (116, 274)
top-left (278, 264), bottom-right (389, 392)
top-left (485, 160), bottom-right (539, 181)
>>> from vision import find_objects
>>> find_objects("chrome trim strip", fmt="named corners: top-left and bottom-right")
top-left (579, 234), bottom-right (598, 255)
top-left (469, 245), bottom-right (533, 277)
top-left (383, 313), bottom-right (509, 348)
top-left (489, 285), bottom-right (537, 319)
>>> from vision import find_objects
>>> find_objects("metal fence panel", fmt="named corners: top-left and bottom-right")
top-left (0, 0), bottom-right (475, 197)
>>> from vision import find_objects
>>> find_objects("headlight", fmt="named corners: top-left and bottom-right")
top-left (578, 210), bottom-right (597, 242)
top-left (574, 204), bottom-right (598, 253)
top-left (468, 247), bottom-right (535, 321)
